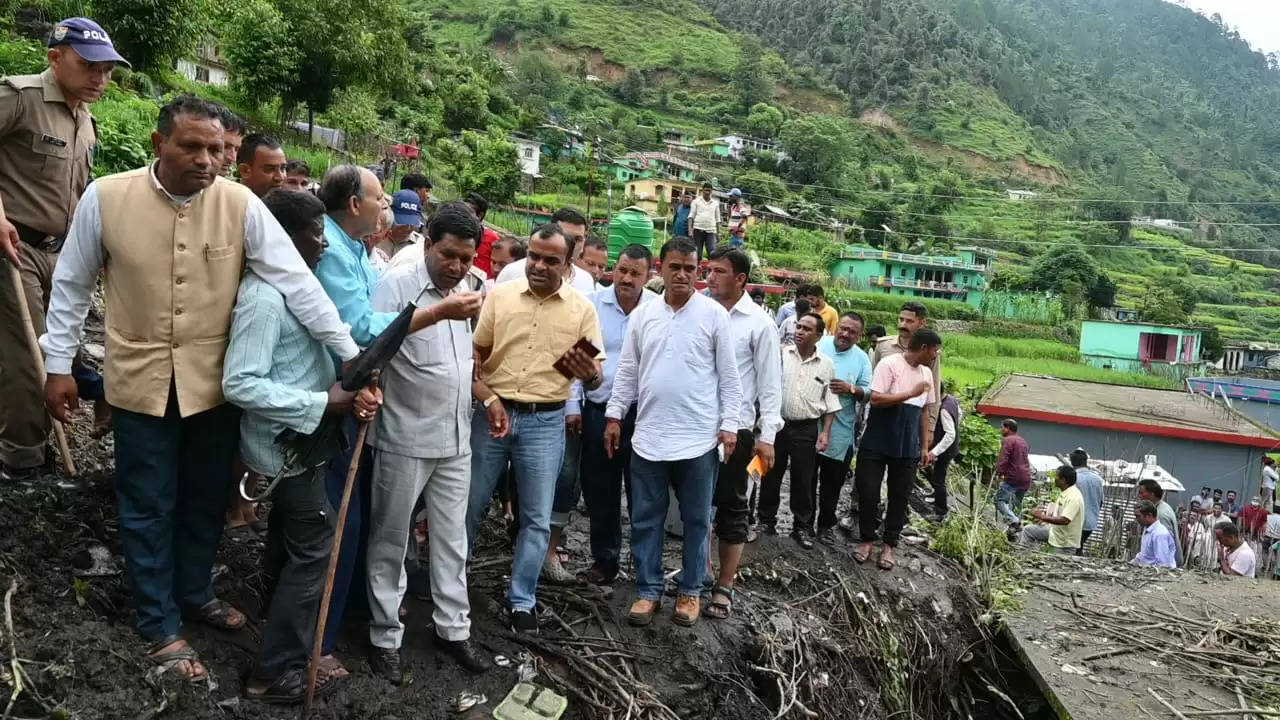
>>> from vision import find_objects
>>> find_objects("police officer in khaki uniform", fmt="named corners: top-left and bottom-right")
top-left (0, 18), bottom-right (128, 481)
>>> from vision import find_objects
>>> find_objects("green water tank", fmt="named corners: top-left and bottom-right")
top-left (607, 206), bottom-right (654, 266)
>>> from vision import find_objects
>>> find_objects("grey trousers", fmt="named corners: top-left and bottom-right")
top-left (1020, 524), bottom-right (1075, 554)
top-left (367, 450), bottom-right (471, 648)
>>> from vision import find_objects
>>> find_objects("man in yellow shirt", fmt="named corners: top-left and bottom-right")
top-left (1020, 465), bottom-right (1084, 554)
top-left (465, 222), bottom-right (604, 636)
top-left (804, 285), bottom-right (839, 335)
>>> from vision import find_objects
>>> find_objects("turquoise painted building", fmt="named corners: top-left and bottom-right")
top-left (1079, 320), bottom-right (1205, 380)
top-left (828, 245), bottom-right (995, 307)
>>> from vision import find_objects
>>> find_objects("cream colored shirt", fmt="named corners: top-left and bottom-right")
top-left (474, 278), bottom-right (603, 403)
top-left (779, 344), bottom-right (843, 421)
top-left (1048, 485), bottom-right (1085, 549)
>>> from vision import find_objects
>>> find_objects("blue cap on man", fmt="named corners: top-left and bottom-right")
top-left (390, 189), bottom-right (423, 227)
top-left (49, 18), bottom-right (131, 67)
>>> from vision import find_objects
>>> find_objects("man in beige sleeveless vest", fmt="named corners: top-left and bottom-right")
top-left (40, 95), bottom-right (359, 680)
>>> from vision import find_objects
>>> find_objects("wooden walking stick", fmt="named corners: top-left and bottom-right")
top-left (302, 371), bottom-right (379, 718)
top-left (6, 261), bottom-right (75, 476)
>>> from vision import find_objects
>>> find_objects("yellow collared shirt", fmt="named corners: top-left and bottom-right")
top-left (475, 279), bottom-right (604, 403)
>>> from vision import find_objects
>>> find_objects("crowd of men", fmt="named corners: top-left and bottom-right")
top-left (0, 22), bottom-right (958, 702)
top-left (4, 16), bottom-right (1275, 707)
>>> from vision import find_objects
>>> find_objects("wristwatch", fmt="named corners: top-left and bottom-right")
top-left (482, 396), bottom-right (499, 409)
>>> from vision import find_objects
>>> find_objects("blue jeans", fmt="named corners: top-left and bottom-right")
top-left (630, 449), bottom-right (718, 600)
top-left (996, 482), bottom-right (1026, 525)
top-left (467, 405), bottom-right (565, 612)
top-left (112, 389), bottom-right (239, 641)
top-left (552, 427), bottom-right (581, 528)
top-left (580, 401), bottom-right (635, 574)
top-left (321, 415), bottom-right (373, 654)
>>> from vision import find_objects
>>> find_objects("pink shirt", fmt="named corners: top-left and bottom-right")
top-left (870, 353), bottom-right (936, 407)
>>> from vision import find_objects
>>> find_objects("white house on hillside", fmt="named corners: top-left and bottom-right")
top-left (512, 136), bottom-right (541, 177)
top-left (176, 43), bottom-right (228, 86)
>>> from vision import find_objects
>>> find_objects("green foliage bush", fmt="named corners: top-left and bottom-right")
top-left (92, 86), bottom-right (158, 176)
top-left (0, 37), bottom-right (44, 75)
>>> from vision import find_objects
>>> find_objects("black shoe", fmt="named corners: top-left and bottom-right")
top-left (0, 463), bottom-right (38, 484)
top-left (368, 647), bottom-right (404, 685)
top-left (510, 609), bottom-right (538, 636)
top-left (761, 522), bottom-right (778, 536)
top-left (791, 530), bottom-right (814, 550)
top-left (817, 527), bottom-right (839, 546)
top-left (433, 634), bottom-right (493, 674)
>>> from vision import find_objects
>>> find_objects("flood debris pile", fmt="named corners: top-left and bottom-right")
top-left (462, 515), bottom-right (990, 720)
top-left (0, 458), bottom-right (1033, 719)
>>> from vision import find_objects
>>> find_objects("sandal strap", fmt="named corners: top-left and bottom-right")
top-left (712, 585), bottom-right (736, 599)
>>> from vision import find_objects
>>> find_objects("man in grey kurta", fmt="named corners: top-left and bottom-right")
top-left (364, 203), bottom-right (488, 682)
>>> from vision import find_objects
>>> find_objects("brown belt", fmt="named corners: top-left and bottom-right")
top-left (12, 222), bottom-right (65, 253)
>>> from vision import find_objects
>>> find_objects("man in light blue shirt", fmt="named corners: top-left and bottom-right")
top-left (222, 189), bottom-right (381, 703)
top-left (1131, 500), bottom-right (1177, 568)
top-left (576, 244), bottom-right (657, 586)
top-left (816, 311), bottom-right (872, 543)
top-left (1070, 448), bottom-right (1105, 555)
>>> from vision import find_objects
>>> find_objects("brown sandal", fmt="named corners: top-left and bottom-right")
top-left (147, 636), bottom-right (207, 682)
top-left (184, 598), bottom-right (247, 631)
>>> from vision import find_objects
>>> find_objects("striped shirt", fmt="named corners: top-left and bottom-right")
top-left (779, 344), bottom-right (842, 421)
top-left (223, 272), bottom-right (335, 477)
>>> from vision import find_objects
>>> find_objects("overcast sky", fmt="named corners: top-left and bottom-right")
top-left (1170, 0), bottom-right (1280, 55)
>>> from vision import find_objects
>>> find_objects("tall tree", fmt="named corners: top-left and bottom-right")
top-left (94, 0), bottom-right (213, 72)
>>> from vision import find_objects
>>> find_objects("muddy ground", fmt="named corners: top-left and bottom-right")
top-left (0, 397), bottom-right (1038, 719)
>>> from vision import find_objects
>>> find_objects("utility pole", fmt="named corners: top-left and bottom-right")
top-left (587, 135), bottom-right (600, 219)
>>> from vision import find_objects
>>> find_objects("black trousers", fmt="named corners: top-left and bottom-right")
top-left (854, 448), bottom-right (917, 547)
top-left (713, 429), bottom-right (756, 544)
top-left (759, 419), bottom-right (819, 532)
top-left (928, 454), bottom-right (952, 516)
top-left (1076, 530), bottom-right (1093, 557)
top-left (255, 467), bottom-right (335, 680)
top-left (816, 447), bottom-right (854, 532)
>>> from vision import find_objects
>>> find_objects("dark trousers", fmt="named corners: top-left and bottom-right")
top-left (112, 389), bottom-right (240, 641)
top-left (1076, 530), bottom-right (1093, 557)
top-left (854, 448), bottom-right (916, 547)
top-left (692, 229), bottom-right (717, 261)
top-left (759, 419), bottom-right (819, 533)
top-left (580, 401), bottom-right (635, 574)
top-left (816, 448), bottom-right (854, 532)
top-left (928, 455), bottom-right (952, 516)
top-left (714, 429), bottom-right (756, 544)
top-left (321, 415), bottom-right (373, 654)
top-left (255, 468), bottom-right (335, 680)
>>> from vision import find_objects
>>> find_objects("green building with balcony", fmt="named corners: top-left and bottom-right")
top-left (828, 245), bottom-right (995, 307)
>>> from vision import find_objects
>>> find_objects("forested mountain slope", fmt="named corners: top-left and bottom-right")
top-left (702, 0), bottom-right (1280, 250)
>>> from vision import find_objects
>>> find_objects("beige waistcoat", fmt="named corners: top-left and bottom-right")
top-left (97, 169), bottom-right (249, 417)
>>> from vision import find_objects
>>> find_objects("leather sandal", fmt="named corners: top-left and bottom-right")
top-left (147, 636), bottom-right (207, 683)
top-left (184, 598), bottom-right (247, 631)
top-left (702, 585), bottom-right (734, 620)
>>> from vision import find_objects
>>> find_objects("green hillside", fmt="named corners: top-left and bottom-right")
top-left (3, 0), bottom-right (1276, 354)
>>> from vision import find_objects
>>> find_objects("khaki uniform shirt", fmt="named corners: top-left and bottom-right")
top-left (0, 69), bottom-right (96, 237)
top-left (474, 279), bottom-right (604, 404)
